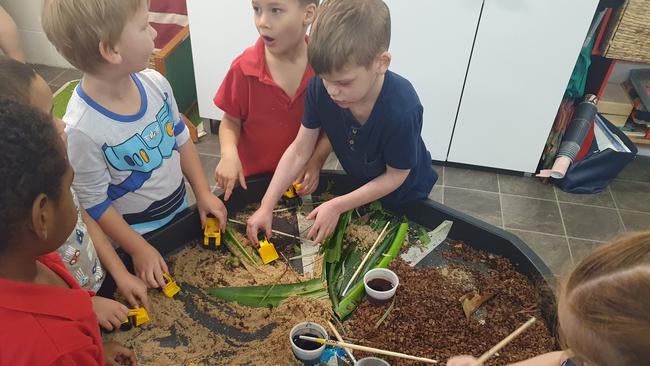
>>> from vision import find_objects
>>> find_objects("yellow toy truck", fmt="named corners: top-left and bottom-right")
top-left (281, 183), bottom-right (302, 207)
top-left (120, 307), bottom-right (150, 331)
top-left (203, 216), bottom-right (221, 249)
top-left (161, 273), bottom-right (181, 298)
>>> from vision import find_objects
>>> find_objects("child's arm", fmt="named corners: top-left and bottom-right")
top-left (307, 166), bottom-right (409, 243)
top-left (0, 6), bottom-right (24, 62)
top-left (247, 125), bottom-right (321, 244)
top-left (446, 351), bottom-right (569, 366)
top-left (90, 296), bottom-right (129, 331)
top-left (295, 134), bottom-right (332, 196)
top-left (215, 113), bottom-right (247, 201)
top-left (179, 139), bottom-right (228, 229)
top-left (98, 206), bottom-right (168, 288)
top-left (82, 210), bottom-right (149, 309)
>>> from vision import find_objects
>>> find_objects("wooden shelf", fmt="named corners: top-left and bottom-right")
top-left (629, 136), bottom-right (650, 146)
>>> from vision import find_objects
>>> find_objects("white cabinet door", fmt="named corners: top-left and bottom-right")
top-left (187, 1), bottom-right (258, 121)
top-left (447, 0), bottom-right (598, 172)
top-left (386, 0), bottom-right (483, 161)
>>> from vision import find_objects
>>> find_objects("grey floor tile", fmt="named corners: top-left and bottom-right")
top-left (444, 187), bottom-right (502, 227)
top-left (444, 166), bottom-right (498, 192)
top-left (323, 152), bottom-right (339, 170)
top-left (32, 64), bottom-right (67, 83)
top-left (50, 68), bottom-right (82, 90)
top-left (610, 180), bottom-right (650, 213)
top-left (498, 174), bottom-right (556, 200)
top-left (620, 210), bottom-right (650, 232)
top-left (560, 203), bottom-right (624, 241)
top-left (509, 229), bottom-right (572, 276)
top-left (617, 155), bottom-right (650, 182)
top-left (555, 187), bottom-right (616, 208)
top-left (195, 133), bottom-right (220, 156)
top-left (199, 154), bottom-right (219, 187)
top-left (432, 163), bottom-right (444, 184)
top-left (568, 238), bottom-right (605, 265)
top-left (502, 195), bottom-right (564, 235)
top-left (428, 185), bottom-right (443, 203)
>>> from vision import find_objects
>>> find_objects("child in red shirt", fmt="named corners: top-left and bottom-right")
top-left (0, 100), bottom-right (136, 366)
top-left (214, 0), bottom-right (331, 200)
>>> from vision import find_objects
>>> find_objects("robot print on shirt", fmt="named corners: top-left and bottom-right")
top-left (102, 94), bottom-right (177, 173)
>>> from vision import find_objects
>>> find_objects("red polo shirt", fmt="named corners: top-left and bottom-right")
top-left (0, 253), bottom-right (104, 366)
top-left (214, 37), bottom-right (314, 177)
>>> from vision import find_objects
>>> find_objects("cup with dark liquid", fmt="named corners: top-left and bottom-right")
top-left (289, 321), bottom-right (328, 365)
top-left (363, 268), bottom-right (399, 305)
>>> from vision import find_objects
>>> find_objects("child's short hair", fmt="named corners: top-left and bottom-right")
top-left (0, 99), bottom-right (67, 250)
top-left (308, 0), bottom-right (390, 75)
top-left (0, 56), bottom-right (36, 105)
top-left (42, 0), bottom-right (145, 73)
top-left (558, 232), bottom-right (650, 366)
top-left (299, 0), bottom-right (319, 6)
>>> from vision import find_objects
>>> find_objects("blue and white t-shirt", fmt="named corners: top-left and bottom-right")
top-left (64, 69), bottom-right (189, 234)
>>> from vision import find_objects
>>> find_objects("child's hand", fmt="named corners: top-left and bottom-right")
top-left (115, 272), bottom-right (150, 311)
top-left (306, 200), bottom-right (342, 244)
top-left (197, 192), bottom-right (227, 230)
top-left (215, 154), bottom-right (247, 201)
top-left (131, 243), bottom-right (169, 288)
top-left (104, 341), bottom-right (138, 366)
top-left (91, 296), bottom-right (129, 331)
top-left (295, 160), bottom-right (320, 196)
top-left (247, 206), bottom-right (273, 245)
top-left (446, 356), bottom-right (480, 366)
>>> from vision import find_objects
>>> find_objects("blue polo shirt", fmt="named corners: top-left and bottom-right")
top-left (303, 70), bottom-right (437, 208)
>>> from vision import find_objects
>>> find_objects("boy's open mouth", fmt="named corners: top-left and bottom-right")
top-left (262, 35), bottom-right (275, 43)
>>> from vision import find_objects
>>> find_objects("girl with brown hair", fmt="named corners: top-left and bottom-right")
top-left (448, 232), bottom-right (650, 366)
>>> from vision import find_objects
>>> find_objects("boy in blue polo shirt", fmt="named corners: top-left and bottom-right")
top-left (247, 0), bottom-right (437, 244)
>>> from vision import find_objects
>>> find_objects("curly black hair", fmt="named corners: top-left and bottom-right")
top-left (0, 56), bottom-right (37, 105)
top-left (0, 98), bottom-right (67, 250)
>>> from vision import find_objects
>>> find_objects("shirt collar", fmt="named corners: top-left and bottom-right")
top-left (0, 253), bottom-right (95, 321)
top-left (239, 36), bottom-right (313, 88)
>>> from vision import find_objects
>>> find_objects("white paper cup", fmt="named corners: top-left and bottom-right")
top-left (289, 322), bottom-right (328, 364)
top-left (364, 268), bottom-right (399, 304)
top-left (357, 357), bottom-right (391, 366)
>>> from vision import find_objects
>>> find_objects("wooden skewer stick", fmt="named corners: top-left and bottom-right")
top-left (228, 218), bottom-right (317, 244)
top-left (471, 317), bottom-right (537, 366)
top-left (327, 321), bottom-right (356, 364)
top-left (299, 336), bottom-right (438, 364)
top-left (341, 221), bottom-right (390, 296)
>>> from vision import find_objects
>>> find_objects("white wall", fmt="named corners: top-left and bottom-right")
top-left (0, 0), bottom-right (71, 67)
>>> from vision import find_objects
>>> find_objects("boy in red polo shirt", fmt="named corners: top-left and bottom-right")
top-left (0, 100), bottom-right (136, 366)
top-left (214, 0), bottom-right (331, 200)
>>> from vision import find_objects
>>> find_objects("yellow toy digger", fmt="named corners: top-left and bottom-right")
top-left (162, 273), bottom-right (181, 298)
top-left (257, 232), bottom-right (279, 264)
top-left (203, 216), bottom-right (221, 249)
top-left (120, 307), bottom-right (150, 331)
top-left (281, 183), bottom-right (302, 207)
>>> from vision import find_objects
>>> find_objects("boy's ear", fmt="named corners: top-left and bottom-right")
top-left (375, 51), bottom-right (391, 75)
top-left (303, 3), bottom-right (317, 26)
top-left (98, 40), bottom-right (123, 65)
top-left (30, 194), bottom-right (50, 241)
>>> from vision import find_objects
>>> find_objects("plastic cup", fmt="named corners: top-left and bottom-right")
top-left (363, 268), bottom-right (399, 305)
top-left (289, 321), bottom-right (328, 365)
top-left (356, 357), bottom-right (391, 366)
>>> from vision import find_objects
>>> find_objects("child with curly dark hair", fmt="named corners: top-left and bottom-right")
top-left (0, 99), bottom-right (136, 365)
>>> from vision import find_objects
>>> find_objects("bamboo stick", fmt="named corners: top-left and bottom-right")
top-left (327, 321), bottom-right (356, 364)
top-left (298, 336), bottom-right (438, 364)
top-left (471, 317), bottom-right (537, 366)
top-left (228, 218), bottom-right (316, 244)
top-left (341, 221), bottom-right (390, 296)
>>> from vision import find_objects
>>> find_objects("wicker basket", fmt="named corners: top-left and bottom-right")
top-left (602, 0), bottom-right (650, 64)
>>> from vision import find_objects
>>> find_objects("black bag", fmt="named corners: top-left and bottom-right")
top-left (554, 114), bottom-right (638, 193)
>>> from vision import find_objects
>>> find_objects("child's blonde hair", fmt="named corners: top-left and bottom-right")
top-left (42, 0), bottom-right (144, 73)
top-left (308, 0), bottom-right (390, 75)
top-left (558, 232), bottom-right (650, 366)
